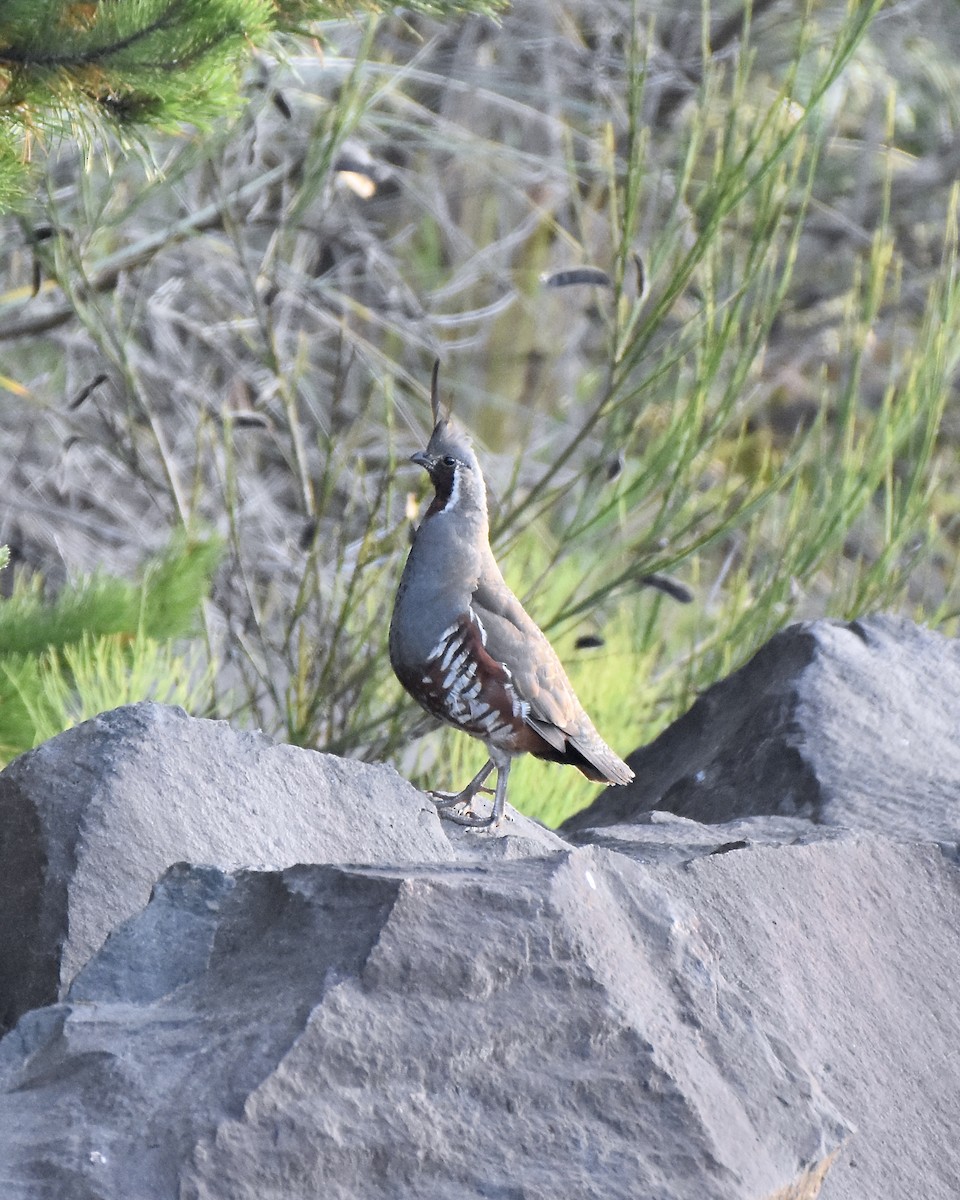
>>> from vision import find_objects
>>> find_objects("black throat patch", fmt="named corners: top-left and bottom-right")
top-left (425, 459), bottom-right (458, 517)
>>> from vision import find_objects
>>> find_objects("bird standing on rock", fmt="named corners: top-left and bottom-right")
top-left (389, 364), bottom-right (634, 829)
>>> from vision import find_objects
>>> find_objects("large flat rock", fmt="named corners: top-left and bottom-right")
top-left (0, 848), bottom-right (847, 1200)
top-left (564, 614), bottom-right (960, 843)
top-left (674, 833), bottom-right (960, 1200)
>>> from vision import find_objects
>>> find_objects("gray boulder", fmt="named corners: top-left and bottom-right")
top-left (0, 702), bottom-right (566, 1035)
top-left (0, 849), bottom-right (847, 1200)
top-left (557, 817), bottom-right (960, 1200)
top-left (564, 614), bottom-right (960, 843)
top-left (671, 831), bottom-right (960, 1200)
top-left (0, 702), bottom-right (452, 1031)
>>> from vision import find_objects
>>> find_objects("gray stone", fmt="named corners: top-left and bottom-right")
top-left (0, 703), bottom-right (569, 1034)
top-left (669, 834), bottom-right (960, 1200)
top-left (564, 614), bottom-right (960, 843)
top-left (437, 806), bottom-right (569, 861)
top-left (0, 850), bottom-right (847, 1200)
top-left (0, 702), bottom-right (452, 1031)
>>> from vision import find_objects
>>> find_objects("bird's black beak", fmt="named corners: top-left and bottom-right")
top-left (410, 451), bottom-right (433, 470)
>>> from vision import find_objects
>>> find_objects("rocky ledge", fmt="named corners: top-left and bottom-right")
top-left (0, 614), bottom-right (958, 1199)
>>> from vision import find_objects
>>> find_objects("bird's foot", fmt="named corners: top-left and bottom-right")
top-left (428, 785), bottom-right (495, 808)
top-left (424, 760), bottom-right (498, 826)
top-left (432, 800), bottom-right (501, 828)
top-left (427, 787), bottom-right (499, 827)
top-left (424, 757), bottom-right (511, 831)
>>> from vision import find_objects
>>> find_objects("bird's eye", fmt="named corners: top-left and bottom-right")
top-left (442, 455), bottom-right (457, 467)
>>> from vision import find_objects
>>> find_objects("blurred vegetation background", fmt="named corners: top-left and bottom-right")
top-left (2, 0), bottom-right (959, 825)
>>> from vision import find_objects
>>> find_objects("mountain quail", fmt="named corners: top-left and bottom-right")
top-left (389, 366), bottom-right (634, 829)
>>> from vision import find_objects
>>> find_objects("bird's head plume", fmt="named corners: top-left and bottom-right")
top-left (410, 361), bottom-right (486, 518)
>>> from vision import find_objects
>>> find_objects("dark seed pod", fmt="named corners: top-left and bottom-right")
top-left (68, 373), bottom-right (109, 410)
top-left (574, 634), bottom-right (605, 650)
top-left (633, 252), bottom-right (646, 299)
top-left (640, 573), bottom-right (694, 604)
top-left (543, 268), bottom-right (612, 289)
top-left (229, 411), bottom-right (272, 430)
top-left (298, 519), bottom-right (318, 551)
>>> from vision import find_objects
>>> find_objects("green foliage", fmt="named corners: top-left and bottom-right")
top-left (378, 0), bottom-right (960, 824)
top-left (0, 536), bottom-right (221, 654)
top-left (0, 536), bottom-right (220, 762)
top-left (1, 633), bottom-right (213, 760)
top-left (0, 0), bottom-right (275, 199)
top-left (0, 126), bottom-right (28, 212)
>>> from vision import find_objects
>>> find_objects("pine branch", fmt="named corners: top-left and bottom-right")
top-left (0, 0), bottom-right (502, 210)
top-left (0, 1), bottom-right (203, 69)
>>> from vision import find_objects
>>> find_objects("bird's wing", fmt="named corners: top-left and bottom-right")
top-left (471, 571), bottom-right (580, 739)
top-left (472, 563), bottom-right (634, 786)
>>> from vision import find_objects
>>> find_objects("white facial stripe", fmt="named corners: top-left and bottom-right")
top-left (437, 465), bottom-right (460, 514)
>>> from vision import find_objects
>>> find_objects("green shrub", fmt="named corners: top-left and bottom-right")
top-left (0, 537), bottom-right (220, 762)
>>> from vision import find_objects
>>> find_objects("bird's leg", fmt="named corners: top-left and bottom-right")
top-left (428, 759), bottom-right (495, 810)
top-left (488, 757), bottom-right (510, 827)
top-left (436, 758), bottom-right (511, 829)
